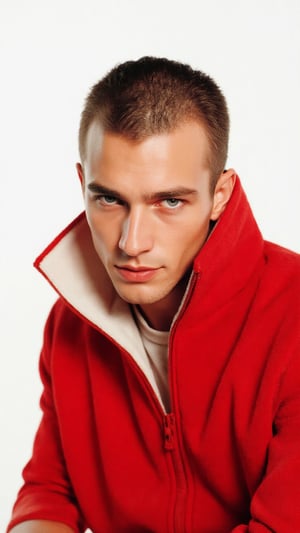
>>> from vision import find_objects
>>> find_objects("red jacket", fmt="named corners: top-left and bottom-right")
top-left (8, 178), bottom-right (300, 532)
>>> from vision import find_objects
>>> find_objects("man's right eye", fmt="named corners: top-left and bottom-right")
top-left (97, 195), bottom-right (119, 205)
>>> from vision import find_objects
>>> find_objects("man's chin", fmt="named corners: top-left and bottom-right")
top-left (112, 284), bottom-right (164, 307)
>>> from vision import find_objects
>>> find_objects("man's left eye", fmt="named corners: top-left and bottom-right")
top-left (163, 198), bottom-right (182, 208)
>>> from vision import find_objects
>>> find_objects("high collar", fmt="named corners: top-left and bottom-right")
top-left (190, 176), bottom-right (265, 316)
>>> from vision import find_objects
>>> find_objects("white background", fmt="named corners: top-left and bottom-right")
top-left (1, 0), bottom-right (299, 529)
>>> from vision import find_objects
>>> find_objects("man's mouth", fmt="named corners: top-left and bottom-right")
top-left (115, 265), bottom-right (160, 282)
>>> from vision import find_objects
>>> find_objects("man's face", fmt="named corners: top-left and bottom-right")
top-left (78, 121), bottom-right (232, 329)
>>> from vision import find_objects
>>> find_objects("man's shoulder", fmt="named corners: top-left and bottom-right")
top-left (45, 297), bottom-right (89, 334)
top-left (42, 297), bottom-right (103, 362)
top-left (263, 240), bottom-right (300, 273)
top-left (262, 240), bottom-right (300, 299)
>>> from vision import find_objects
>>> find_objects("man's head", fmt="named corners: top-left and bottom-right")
top-left (78, 56), bottom-right (229, 190)
top-left (77, 57), bottom-right (235, 329)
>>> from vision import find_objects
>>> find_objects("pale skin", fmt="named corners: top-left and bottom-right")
top-left (9, 121), bottom-right (235, 532)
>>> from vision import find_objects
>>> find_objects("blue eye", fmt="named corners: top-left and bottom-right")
top-left (99, 195), bottom-right (119, 205)
top-left (163, 198), bottom-right (182, 208)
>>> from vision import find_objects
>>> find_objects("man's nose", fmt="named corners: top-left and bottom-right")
top-left (118, 208), bottom-right (153, 257)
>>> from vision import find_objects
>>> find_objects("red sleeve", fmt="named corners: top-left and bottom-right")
top-left (230, 347), bottom-right (300, 532)
top-left (7, 303), bottom-right (86, 532)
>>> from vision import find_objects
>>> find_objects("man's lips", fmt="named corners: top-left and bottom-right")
top-left (114, 265), bottom-right (160, 282)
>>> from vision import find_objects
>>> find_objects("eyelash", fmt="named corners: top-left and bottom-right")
top-left (161, 198), bottom-right (182, 209)
top-left (94, 195), bottom-right (122, 206)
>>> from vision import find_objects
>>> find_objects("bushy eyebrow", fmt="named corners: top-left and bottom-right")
top-left (87, 182), bottom-right (198, 201)
top-left (87, 183), bottom-right (122, 199)
top-left (147, 188), bottom-right (198, 201)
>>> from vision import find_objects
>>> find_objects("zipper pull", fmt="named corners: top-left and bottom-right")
top-left (164, 413), bottom-right (175, 450)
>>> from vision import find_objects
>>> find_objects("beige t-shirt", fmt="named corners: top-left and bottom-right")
top-left (133, 306), bottom-right (170, 412)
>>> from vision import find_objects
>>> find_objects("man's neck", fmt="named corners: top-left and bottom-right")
top-left (138, 272), bottom-right (191, 331)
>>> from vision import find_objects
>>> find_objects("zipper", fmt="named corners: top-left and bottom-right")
top-left (163, 412), bottom-right (189, 533)
top-left (165, 271), bottom-right (199, 532)
top-left (164, 413), bottom-right (175, 450)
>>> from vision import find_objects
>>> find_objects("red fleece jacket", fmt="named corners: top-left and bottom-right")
top-left (8, 179), bottom-right (300, 532)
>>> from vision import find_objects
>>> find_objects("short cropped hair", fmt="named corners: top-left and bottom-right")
top-left (79, 56), bottom-right (229, 187)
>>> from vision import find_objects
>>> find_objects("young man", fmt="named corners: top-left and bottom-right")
top-left (8, 57), bottom-right (300, 532)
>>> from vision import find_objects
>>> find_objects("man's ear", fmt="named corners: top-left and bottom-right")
top-left (76, 162), bottom-right (85, 192)
top-left (210, 169), bottom-right (236, 221)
